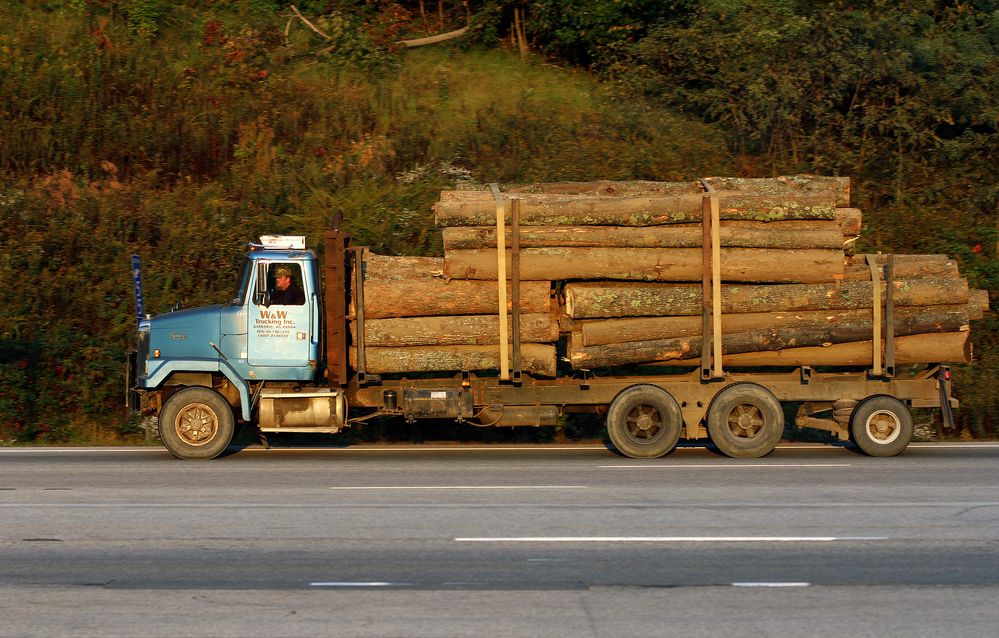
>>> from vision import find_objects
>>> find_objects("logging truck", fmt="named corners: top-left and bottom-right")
top-left (127, 232), bottom-right (959, 461)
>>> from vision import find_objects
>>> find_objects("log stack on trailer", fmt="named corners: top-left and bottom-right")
top-left (349, 175), bottom-right (986, 377)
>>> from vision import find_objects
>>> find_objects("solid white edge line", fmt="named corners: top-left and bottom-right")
top-left (454, 536), bottom-right (888, 542)
top-left (309, 582), bottom-right (402, 587)
top-left (599, 464), bottom-right (852, 468)
top-left (329, 485), bottom-right (586, 490)
top-left (732, 582), bottom-right (811, 587)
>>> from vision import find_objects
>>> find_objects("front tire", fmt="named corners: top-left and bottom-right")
top-left (707, 383), bottom-right (784, 458)
top-left (606, 385), bottom-right (683, 459)
top-left (158, 387), bottom-right (235, 460)
top-left (850, 395), bottom-right (912, 457)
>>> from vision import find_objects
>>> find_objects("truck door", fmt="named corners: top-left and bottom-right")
top-left (248, 262), bottom-right (312, 367)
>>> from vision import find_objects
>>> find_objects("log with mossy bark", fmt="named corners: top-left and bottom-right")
top-left (577, 304), bottom-right (972, 347)
top-left (350, 343), bottom-right (557, 376)
top-left (444, 247), bottom-right (844, 283)
top-left (448, 175), bottom-right (850, 205)
top-left (433, 192), bottom-right (840, 227)
top-left (842, 254), bottom-right (961, 280)
top-left (356, 253), bottom-right (551, 318)
top-left (563, 278), bottom-right (970, 319)
top-left (353, 313), bottom-right (559, 347)
top-left (656, 332), bottom-right (972, 367)
top-left (360, 278), bottom-right (552, 319)
top-left (568, 306), bottom-right (969, 369)
top-left (442, 220), bottom-right (848, 251)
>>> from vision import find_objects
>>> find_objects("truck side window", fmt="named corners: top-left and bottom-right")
top-left (268, 263), bottom-right (306, 306)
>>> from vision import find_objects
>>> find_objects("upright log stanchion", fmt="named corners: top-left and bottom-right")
top-left (490, 183), bottom-right (510, 380)
top-left (510, 197), bottom-right (523, 384)
top-left (700, 185), bottom-right (713, 379)
top-left (866, 254), bottom-right (884, 376)
top-left (324, 226), bottom-right (350, 388)
top-left (352, 247), bottom-right (369, 381)
top-left (710, 188), bottom-right (723, 378)
top-left (699, 179), bottom-right (723, 380)
top-left (885, 254), bottom-right (896, 377)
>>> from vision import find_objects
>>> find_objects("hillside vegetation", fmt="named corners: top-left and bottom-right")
top-left (0, 0), bottom-right (996, 442)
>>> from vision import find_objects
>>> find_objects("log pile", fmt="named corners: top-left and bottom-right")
top-left (348, 254), bottom-right (557, 375)
top-left (351, 175), bottom-right (988, 376)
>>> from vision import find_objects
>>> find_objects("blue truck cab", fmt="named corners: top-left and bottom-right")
top-left (132, 236), bottom-right (338, 458)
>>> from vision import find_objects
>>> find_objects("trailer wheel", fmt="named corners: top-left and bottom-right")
top-left (606, 385), bottom-right (683, 458)
top-left (158, 387), bottom-right (235, 460)
top-left (850, 395), bottom-right (912, 457)
top-left (707, 383), bottom-right (784, 458)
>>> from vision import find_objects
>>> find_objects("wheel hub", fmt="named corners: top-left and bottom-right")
top-left (866, 410), bottom-right (900, 443)
top-left (175, 403), bottom-right (219, 446)
top-left (728, 404), bottom-right (763, 438)
top-left (626, 405), bottom-right (662, 441)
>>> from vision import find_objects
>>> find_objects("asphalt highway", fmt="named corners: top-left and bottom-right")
top-left (2, 441), bottom-right (998, 637)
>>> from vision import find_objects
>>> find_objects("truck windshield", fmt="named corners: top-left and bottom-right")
top-left (229, 258), bottom-right (252, 305)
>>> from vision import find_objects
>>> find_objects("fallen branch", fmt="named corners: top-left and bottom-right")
top-left (290, 4), bottom-right (331, 41)
top-left (399, 26), bottom-right (469, 48)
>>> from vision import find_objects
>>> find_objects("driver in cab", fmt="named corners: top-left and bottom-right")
top-left (270, 266), bottom-right (305, 305)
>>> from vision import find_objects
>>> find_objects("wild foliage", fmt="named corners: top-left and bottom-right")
top-left (0, 0), bottom-right (995, 440)
top-left (0, 1), bottom-right (727, 442)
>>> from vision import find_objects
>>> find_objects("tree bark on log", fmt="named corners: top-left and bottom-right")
top-left (354, 313), bottom-right (559, 347)
top-left (351, 343), bottom-right (557, 376)
top-left (433, 192), bottom-right (839, 227)
top-left (357, 253), bottom-right (551, 318)
top-left (444, 247), bottom-right (844, 283)
top-left (569, 307), bottom-right (969, 368)
top-left (446, 175), bottom-right (849, 205)
top-left (362, 253), bottom-right (443, 280)
top-left (969, 288), bottom-right (990, 320)
top-left (563, 278), bottom-right (968, 318)
top-left (658, 332), bottom-right (971, 367)
top-left (700, 175), bottom-right (850, 207)
top-left (578, 304), bottom-right (971, 346)
top-left (842, 254), bottom-right (961, 280)
top-left (360, 279), bottom-right (552, 318)
top-left (836, 208), bottom-right (862, 236)
top-left (442, 221), bottom-right (847, 250)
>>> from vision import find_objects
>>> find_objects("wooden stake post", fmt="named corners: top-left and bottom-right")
top-left (700, 180), bottom-right (723, 380)
top-left (491, 184), bottom-right (510, 380)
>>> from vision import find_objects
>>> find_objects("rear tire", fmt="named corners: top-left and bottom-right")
top-left (606, 385), bottom-right (683, 459)
top-left (158, 387), bottom-right (235, 460)
top-left (850, 395), bottom-right (912, 457)
top-left (707, 383), bottom-right (784, 458)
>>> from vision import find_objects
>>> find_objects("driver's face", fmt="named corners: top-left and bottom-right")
top-left (276, 275), bottom-right (291, 290)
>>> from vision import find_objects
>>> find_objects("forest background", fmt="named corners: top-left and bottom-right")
top-left (0, 0), bottom-right (997, 444)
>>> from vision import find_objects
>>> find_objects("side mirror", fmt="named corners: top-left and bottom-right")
top-left (254, 262), bottom-right (270, 307)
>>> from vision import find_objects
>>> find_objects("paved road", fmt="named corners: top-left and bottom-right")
top-left (2, 442), bottom-right (999, 637)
